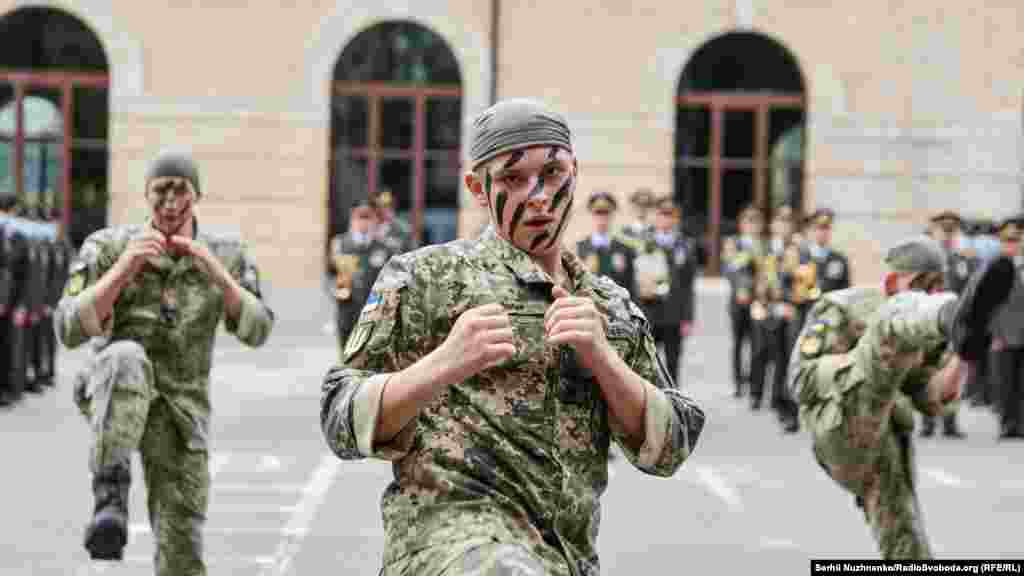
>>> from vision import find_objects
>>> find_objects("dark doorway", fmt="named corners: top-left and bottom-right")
top-left (329, 21), bottom-right (462, 264)
top-left (0, 7), bottom-right (109, 247)
top-left (675, 31), bottom-right (806, 274)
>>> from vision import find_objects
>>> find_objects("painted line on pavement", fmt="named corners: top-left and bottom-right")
top-left (262, 452), bottom-right (343, 576)
top-left (695, 465), bottom-right (743, 513)
top-left (922, 467), bottom-right (962, 487)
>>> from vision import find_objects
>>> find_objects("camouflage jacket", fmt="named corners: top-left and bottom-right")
top-left (321, 226), bottom-right (705, 576)
top-left (788, 286), bottom-right (954, 426)
top-left (55, 220), bottom-right (274, 450)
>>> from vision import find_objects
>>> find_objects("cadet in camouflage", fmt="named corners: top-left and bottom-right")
top-left (788, 235), bottom-right (1011, 559)
top-left (320, 98), bottom-right (705, 576)
top-left (55, 149), bottom-right (274, 575)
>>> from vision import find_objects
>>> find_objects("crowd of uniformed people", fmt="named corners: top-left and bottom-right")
top-left (327, 186), bottom-right (1023, 443)
top-left (0, 196), bottom-right (74, 407)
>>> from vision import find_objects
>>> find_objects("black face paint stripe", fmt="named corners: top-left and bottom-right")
top-left (495, 190), bottom-right (508, 229)
top-left (550, 175), bottom-right (573, 213)
top-left (545, 196), bottom-right (573, 249)
top-left (509, 202), bottom-right (527, 240)
top-left (484, 171), bottom-right (493, 209)
top-left (503, 149), bottom-right (526, 170)
top-left (546, 147), bottom-right (558, 160)
top-left (530, 231), bottom-right (550, 251)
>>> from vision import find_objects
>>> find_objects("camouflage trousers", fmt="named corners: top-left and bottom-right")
top-left (74, 340), bottom-right (209, 576)
top-left (383, 539), bottom-right (559, 576)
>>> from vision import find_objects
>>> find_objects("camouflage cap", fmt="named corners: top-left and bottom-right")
top-left (883, 236), bottom-right (947, 275)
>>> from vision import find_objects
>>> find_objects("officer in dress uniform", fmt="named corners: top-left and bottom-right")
top-left (722, 205), bottom-right (764, 397)
top-left (328, 192), bottom-right (397, 357)
top-left (919, 210), bottom-right (971, 439)
top-left (805, 208), bottom-right (851, 296)
top-left (749, 206), bottom-right (801, 432)
top-left (635, 195), bottom-right (698, 386)
top-left (990, 214), bottom-right (1024, 440)
top-left (618, 187), bottom-right (655, 254)
top-left (576, 190), bottom-right (636, 297)
top-left (372, 188), bottom-right (415, 254)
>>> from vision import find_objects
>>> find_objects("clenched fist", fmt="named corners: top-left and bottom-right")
top-left (116, 231), bottom-right (167, 278)
top-left (439, 303), bottom-right (517, 381)
top-left (545, 285), bottom-right (610, 371)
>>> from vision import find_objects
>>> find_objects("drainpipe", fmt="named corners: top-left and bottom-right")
top-left (490, 0), bottom-right (499, 105)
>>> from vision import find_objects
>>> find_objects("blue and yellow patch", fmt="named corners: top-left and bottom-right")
top-left (64, 273), bottom-right (85, 297)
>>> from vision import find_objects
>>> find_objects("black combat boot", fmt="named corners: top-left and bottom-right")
top-left (942, 413), bottom-right (966, 439)
top-left (919, 416), bottom-right (936, 438)
top-left (940, 256), bottom-right (1016, 362)
top-left (84, 463), bottom-right (131, 560)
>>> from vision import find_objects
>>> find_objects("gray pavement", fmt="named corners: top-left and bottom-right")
top-left (2, 280), bottom-right (1022, 575)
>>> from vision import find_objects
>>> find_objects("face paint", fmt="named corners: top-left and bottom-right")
top-left (545, 195), bottom-right (573, 250)
top-left (508, 202), bottom-right (527, 241)
top-left (549, 175), bottom-right (573, 213)
top-left (530, 231), bottom-right (550, 251)
top-left (484, 171), bottom-right (493, 209)
top-left (495, 190), bottom-right (508, 229)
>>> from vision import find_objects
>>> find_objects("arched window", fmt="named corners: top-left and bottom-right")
top-left (0, 7), bottom-right (109, 247)
top-left (329, 21), bottom-right (462, 259)
top-left (675, 31), bottom-right (805, 273)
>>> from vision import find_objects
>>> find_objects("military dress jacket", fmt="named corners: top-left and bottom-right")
top-left (575, 235), bottom-right (636, 301)
top-left (810, 244), bottom-right (851, 295)
top-left (722, 234), bottom-right (762, 310)
top-left (321, 226), bottom-right (705, 576)
top-left (55, 221), bottom-right (275, 451)
top-left (639, 232), bottom-right (698, 327)
top-left (329, 231), bottom-right (396, 306)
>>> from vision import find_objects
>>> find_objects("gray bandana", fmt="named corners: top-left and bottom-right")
top-left (146, 149), bottom-right (201, 196)
top-left (884, 236), bottom-right (947, 275)
top-left (469, 99), bottom-right (572, 170)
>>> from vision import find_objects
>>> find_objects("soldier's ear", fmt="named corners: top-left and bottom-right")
top-left (465, 171), bottom-right (489, 209)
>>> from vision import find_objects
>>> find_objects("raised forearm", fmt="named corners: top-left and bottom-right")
top-left (589, 343), bottom-right (647, 444)
top-left (375, 343), bottom-right (464, 443)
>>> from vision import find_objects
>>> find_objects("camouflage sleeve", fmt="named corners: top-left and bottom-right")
top-left (54, 231), bottom-right (118, 348)
top-left (321, 254), bottom-right (418, 461)
top-left (901, 342), bottom-right (953, 417)
top-left (611, 299), bottom-right (705, 477)
top-left (851, 291), bottom-right (955, 395)
top-left (787, 298), bottom-right (850, 404)
top-left (219, 240), bottom-right (274, 347)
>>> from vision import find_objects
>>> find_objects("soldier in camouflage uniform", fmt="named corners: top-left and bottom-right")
top-left (789, 236), bottom-right (1014, 559)
top-left (321, 99), bottom-right (705, 576)
top-left (919, 211), bottom-right (973, 438)
top-left (722, 205), bottom-right (764, 398)
top-left (55, 150), bottom-right (275, 574)
top-left (328, 191), bottom-right (398, 355)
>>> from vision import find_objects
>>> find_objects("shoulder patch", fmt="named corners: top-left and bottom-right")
top-left (800, 334), bottom-right (822, 356)
top-left (64, 273), bottom-right (85, 297)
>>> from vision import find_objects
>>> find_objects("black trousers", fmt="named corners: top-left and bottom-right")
top-left (653, 323), bottom-right (684, 388)
top-left (995, 347), bottom-right (1024, 435)
top-left (751, 319), bottom-right (799, 423)
top-left (729, 304), bottom-right (752, 393)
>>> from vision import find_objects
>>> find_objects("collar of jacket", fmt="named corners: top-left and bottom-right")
top-left (480, 225), bottom-right (587, 292)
